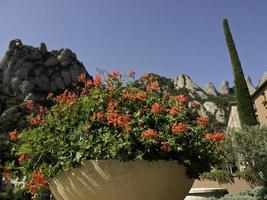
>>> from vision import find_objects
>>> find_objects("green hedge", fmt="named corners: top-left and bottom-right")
top-left (208, 187), bottom-right (267, 200)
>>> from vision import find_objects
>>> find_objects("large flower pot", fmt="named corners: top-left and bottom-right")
top-left (49, 160), bottom-right (194, 200)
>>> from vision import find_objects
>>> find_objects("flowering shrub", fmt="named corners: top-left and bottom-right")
top-left (6, 70), bottom-right (223, 196)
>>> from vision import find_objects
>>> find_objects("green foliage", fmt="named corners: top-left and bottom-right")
top-left (207, 94), bottom-right (235, 111)
top-left (0, 186), bottom-right (31, 200)
top-left (201, 169), bottom-right (235, 184)
top-left (208, 187), bottom-right (267, 200)
top-left (225, 126), bottom-right (267, 186)
top-left (223, 19), bottom-right (258, 127)
top-left (235, 170), bottom-right (264, 187)
top-left (8, 72), bottom-right (221, 192)
top-left (133, 73), bottom-right (176, 93)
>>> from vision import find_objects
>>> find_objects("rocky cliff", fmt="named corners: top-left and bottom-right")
top-left (0, 39), bottom-right (91, 165)
top-left (0, 39), bottom-right (89, 102)
top-left (174, 74), bottom-right (234, 126)
top-left (174, 72), bottom-right (265, 127)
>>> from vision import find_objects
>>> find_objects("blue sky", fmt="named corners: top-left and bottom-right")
top-left (0, 0), bottom-right (267, 89)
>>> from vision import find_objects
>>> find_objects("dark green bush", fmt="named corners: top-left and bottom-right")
top-left (225, 126), bottom-right (267, 186)
top-left (208, 187), bottom-right (267, 200)
top-left (201, 169), bottom-right (235, 184)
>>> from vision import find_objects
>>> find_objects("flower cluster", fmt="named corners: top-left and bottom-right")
top-left (18, 153), bottom-right (26, 166)
top-left (171, 95), bottom-right (188, 103)
top-left (2, 170), bottom-right (12, 179)
top-left (169, 106), bottom-right (183, 116)
top-left (9, 70), bottom-right (223, 196)
top-left (121, 90), bottom-right (147, 101)
top-left (160, 141), bottom-right (171, 151)
top-left (204, 132), bottom-right (225, 143)
top-left (172, 122), bottom-right (188, 134)
top-left (28, 104), bottom-right (47, 127)
top-left (196, 117), bottom-right (209, 126)
top-left (106, 113), bottom-right (131, 128)
top-left (28, 171), bottom-right (49, 196)
top-left (142, 129), bottom-right (159, 140)
top-left (55, 91), bottom-right (78, 106)
top-left (151, 103), bottom-right (163, 113)
top-left (9, 129), bottom-right (17, 141)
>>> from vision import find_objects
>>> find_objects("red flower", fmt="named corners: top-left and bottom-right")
top-left (109, 71), bottom-right (120, 79)
top-left (140, 73), bottom-right (149, 81)
top-left (81, 88), bottom-right (87, 96)
top-left (121, 91), bottom-right (147, 101)
top-left (151, 103), bottom-right (162, 113)
top-left (94, 74), bottom-right (102, 86)
top-left (106, 112), bottom-right (131, 127)
top-left (169, 106), bottom-right (182, 116)
top-left (78, 73), bottom-right (86, 82)
top-left (172, 95), bottom-right (188, 103)
top-left (39, 106), bottom-right (46, 115)
top-left (142, 129), bottom-right (159, 140)
top-left (93, 111), bottom-right (105, 121)
top-left (29, 114), bottom-right (44, 127)
top-left (27, 100), bottom-right (34, 111)
top-left (128, 70), bottom-right (136, 79)
top-left (55, 91), bottom-right (78, 106)
top-left (108, 101), bottom-right (118, 113)
top-left (28, 171), bottom-right (48, 196)
top-left (9, 129), bottom-right (17, 141)
top-left (85, 80), bottom-right (93, 88)
top-left (196, 117), bottom-right (209, 126)
top-left (160, 141), bottom-right (171, 151)
top-left (147, 81), bottom-right (159, 91)
top-left (204, 132), bottom-right (225, 143)
top-left (18, 153), bottom-right (26, 165)
top-left (172, 122), bottom-right (188, 134)
top-left (2, 170), bottom-right (12, 178)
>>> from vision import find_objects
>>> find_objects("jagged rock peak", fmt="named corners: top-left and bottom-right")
top-left (0, 39), bottom-right (90, 102)
top-left (174, 74), bottom-right (207, 99)
top-left (220, 80), bottom-right (230, 94)
top-left (245, 76), bottom-right (256, 95)
top-left (174, 74), bottom-right (200, 90)
top-left (8, 39), bottom-right (23, 51)
top-left (203, 82), bottom-right (218, 96)
top-left (39, 42), bottom-right (47, 54)
top-left (259, 72), bottom-right (267, 87)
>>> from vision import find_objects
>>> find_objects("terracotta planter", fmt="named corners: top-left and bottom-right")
top-left (49, 160), bottom-right (194, 200)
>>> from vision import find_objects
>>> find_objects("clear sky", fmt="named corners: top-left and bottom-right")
top-left (0, 0), bottom-right (267, 89)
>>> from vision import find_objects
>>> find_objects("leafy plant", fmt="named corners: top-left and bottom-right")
top-left (201, 169), bottom-right (235, 184)
top-left (225, 126), bottom-right (267, 186)
top-left (5, 71), bottom-right (223, 197)
top-left (208, 187), bottom-right (267, 200)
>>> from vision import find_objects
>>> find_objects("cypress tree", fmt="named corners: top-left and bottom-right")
top-left (223, 19), bottom-right (258, 127)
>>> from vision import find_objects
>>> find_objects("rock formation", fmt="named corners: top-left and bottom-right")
top-left (174, 74), bottom-right (207, 99)
top-left (174, 74), bottom-right (230, 125)
top-left (202, 101), bottom-right (225, 123)
top-left (0, 39), bottom-right (94, 171)
top-left (0, 39), bottom-right (89, 103)
top-left (0, 39), bottom-right (92, 143)
top-left (215, 109), bottom-right (225, 123)
top-left (259, 72), bottom-right (267, 87)
top-left (203, 101), bottom-right (218, 115)
top-left (220, 80), bottom-right (230, 95)
top-left (245, 76), bottom-right (256, 95)
top-left (203, 82), bottom-right (218, 96)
